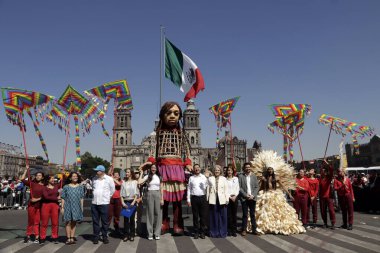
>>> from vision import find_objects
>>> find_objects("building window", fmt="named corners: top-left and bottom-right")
top-left (191, 136), bottom-right (195, 144)
top-left (120, 137), bottom-right (124, 145)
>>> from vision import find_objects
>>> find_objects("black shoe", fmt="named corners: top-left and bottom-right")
top-left (93, 239), bottom-right (99, 244)
top-left (322, 224), bottom-right (328, 229)
top-left (52, 238), bottom-right (59, 244)
top-left (194, 233), bottom-right (199, 239)
top-left (347, 225), bottom-right (353, 230)
top-left (103, 238), bottom-right (109, 244)
top-left (252, 230), bottom-right (259, 235)
top-left (232, 232), bottom-right (237, 237)
top-left (23, 236), bottom-right (30, 244)
top-left (340, 224), bottom-right (347, 229)
top-left (200, 233), bottom-right (205, 239)
top-left (39, 239), bottom-right (45, 245)
top-left (330, 225), bottom-right (335, 230)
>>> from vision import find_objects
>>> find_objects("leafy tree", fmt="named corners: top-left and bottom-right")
top-left (80, 152), bottom-right (110, 177)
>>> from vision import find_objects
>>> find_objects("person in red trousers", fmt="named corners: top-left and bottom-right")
top-left (319, 160), bottom-right (336, 229)
top-left (294, 169), bottom-right (310, 228)
top-left (108, 171), bottom-right (123, 236)
top-left (20, 160), bottom-right (45, 244)
top-left (307, 169), bottom-right (319, 228)
top-left (334, 168), bottom-right (355, 230)
top-left (40, 175), bottom-right (60, 244)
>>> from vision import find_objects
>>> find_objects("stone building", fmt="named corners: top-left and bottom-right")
top-left (112, 100), bottom-right (249, 171)
top-left (346, 135), bottom-right (380, 167)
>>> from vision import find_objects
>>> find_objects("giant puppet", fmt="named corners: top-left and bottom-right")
top-left (147, 101), bottom-right (192, 235)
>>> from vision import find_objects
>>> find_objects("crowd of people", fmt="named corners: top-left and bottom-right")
top-left (4, 102), bottom-right (379, 247)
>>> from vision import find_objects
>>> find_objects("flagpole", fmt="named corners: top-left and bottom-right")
top-left (160, 25), bottom-right (165, 107)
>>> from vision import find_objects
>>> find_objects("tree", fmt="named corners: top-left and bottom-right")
top-left (80, 152), bottom-right (111, 177)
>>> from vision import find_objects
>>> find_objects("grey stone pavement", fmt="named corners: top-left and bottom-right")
top-left (0, 204), bottom-right (379, 253)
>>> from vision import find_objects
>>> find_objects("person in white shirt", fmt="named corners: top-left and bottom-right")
top-left (238, 162), bottom-right (259, 236)
top-left (187, 164), bottom-right (208, 239)
top-left (138, 162), bottom-right (162, 241)
top-left (207, 165), bottom-right (229, 238)
top-left (120, 168), bottom-right (138, 242)
top-left (225, 166), bottom-right (239, 237)
top-left (91, 165), bottom-right (115, 244)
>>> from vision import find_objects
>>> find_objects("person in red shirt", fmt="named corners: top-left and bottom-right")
top-left (319, 160), bottom-right (336, 229)
top-left (20, 164), bottom-right (45, 243)
top-left (40, 175), bottom-right (61, 244)
top-left (306, 168), bottom-right (319, 228)
top-left (294, 169), bottom-right (310, 227)
top-left (334, 168), bottom-right (355, 230)
top-left (108, 171), bottom-right (123, 235)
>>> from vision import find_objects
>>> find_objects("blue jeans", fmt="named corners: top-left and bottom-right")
top-left (91, 204), bottom-right (110, 239)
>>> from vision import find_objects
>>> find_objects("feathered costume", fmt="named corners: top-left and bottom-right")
top-left (249, 150), bottom-right (306, 235)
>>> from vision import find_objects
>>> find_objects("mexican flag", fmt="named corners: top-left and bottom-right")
top-left (165, 38), bottom-right (205, 102)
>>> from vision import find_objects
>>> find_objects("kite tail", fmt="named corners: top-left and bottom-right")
top-left (27, 110), bottom-right (49, 162)
top-left (74, 115), bottom-right (81, 167)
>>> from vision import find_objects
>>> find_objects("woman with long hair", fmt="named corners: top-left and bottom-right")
top-left (61, 172), bottom-right (85, 245)
top-left (120, 168), bottom-right (138, 242)
top-left (108, 171), bottom-right (123, 235)
top-left (225, 166), bottom-right (239, 237)
top-left (138, 162), bottom-right (163, 240)
top-left (207, 165), bottom-right (229, 238)
top-left (40, 175), bottom-right (60, 244)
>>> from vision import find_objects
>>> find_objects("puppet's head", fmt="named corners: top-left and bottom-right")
top-left (157, 101), bottom-right (183, 130)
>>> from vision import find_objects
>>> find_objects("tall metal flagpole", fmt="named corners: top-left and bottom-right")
top-left (160, 25), bottom-right (165, 107)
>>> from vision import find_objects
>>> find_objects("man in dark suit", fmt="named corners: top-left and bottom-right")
top-left (238, 162), bottom-right (259, 235)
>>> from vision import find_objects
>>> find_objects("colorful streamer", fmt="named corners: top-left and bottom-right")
top-left (74, 115), bottom-right (81, 166)
top-left (209, 97), bottom-right (240, 145)
top-left (1, 87), bottom-right (53, 160)
top-left (268, 104), bottom-right (312, 162)
top-left (26, 110), bottom-right (49, 161)
top-left (48, 85), bottom-right (105, 167)
top-left (84, 80), bottom-right (133, 138)
top-left (318, 114), bottom-right (374, 154)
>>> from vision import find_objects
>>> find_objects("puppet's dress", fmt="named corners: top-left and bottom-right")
top-left (255, 189), bottom-right (306, 235)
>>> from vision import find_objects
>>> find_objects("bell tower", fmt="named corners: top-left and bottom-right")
top-left (183, 100), bottom-right (201, 148)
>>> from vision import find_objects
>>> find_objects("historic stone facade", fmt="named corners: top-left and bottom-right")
top-left (113, 101), bottom-right (250, 171)
top-left (346, 135), bottom-right (380, 167)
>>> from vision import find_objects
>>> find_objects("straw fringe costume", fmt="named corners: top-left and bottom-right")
top-left (249, 150), bottom-right (306, 235)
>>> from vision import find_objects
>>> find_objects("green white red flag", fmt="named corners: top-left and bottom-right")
top-left (165, 38), bottom-right (205, 102)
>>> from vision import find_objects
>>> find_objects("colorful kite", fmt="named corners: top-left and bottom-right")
top-left (209, 96), bottom-right (240, 144)
top-left (268, 104), bottom-right (312, 162)
top-left (84, 80), bottom-right (133, 173)
top-left (1, 87), bottom-right (53, 161)
top-left (209, 97), bottom-right (240, 167)
top-left (48, 85), bottom-right (105, 167)
top-left (318, 114), bottom-right (374, 155)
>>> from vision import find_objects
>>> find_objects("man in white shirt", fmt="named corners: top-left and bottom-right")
top-left (238, 163), bottom-right (259, 236)
top-left (91, 165), bottom-right (115, 244)
top-left (187, 164), bottom-right (208, 239)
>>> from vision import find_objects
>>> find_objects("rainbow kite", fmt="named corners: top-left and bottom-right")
top-left (84, 80), bottom-right (133, 174)
top-left (1, 87), bottom-right (54, 161)
top-left (209, 96), bottom-right (240, 145)
top-left (48, 85), bottom-right (106, 167)
top-left (318, 114), bottom-right (374, 155)
top-left (268, 104), bottom-right (312, 162)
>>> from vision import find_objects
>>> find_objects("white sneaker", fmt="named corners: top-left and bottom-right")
top-left (155, 236), bottom-right (160, 240)
top-left (148, 237), bottom-right (153, 241)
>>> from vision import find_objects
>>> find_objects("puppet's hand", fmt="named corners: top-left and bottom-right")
top-left (186, 164), bottom-right (193, 172)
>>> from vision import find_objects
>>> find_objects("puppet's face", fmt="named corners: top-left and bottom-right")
top-left (163, 105), bottom-right (180, 127)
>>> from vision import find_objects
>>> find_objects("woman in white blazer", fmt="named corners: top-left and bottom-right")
top-left (207, 165), bottom-right (229, 238)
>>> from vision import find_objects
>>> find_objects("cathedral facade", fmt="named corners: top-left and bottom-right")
top-left (113, 101), bottom-right (252, 171)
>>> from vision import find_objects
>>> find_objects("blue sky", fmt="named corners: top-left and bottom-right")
top-left (0, 0), bottom-right (379, 165)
